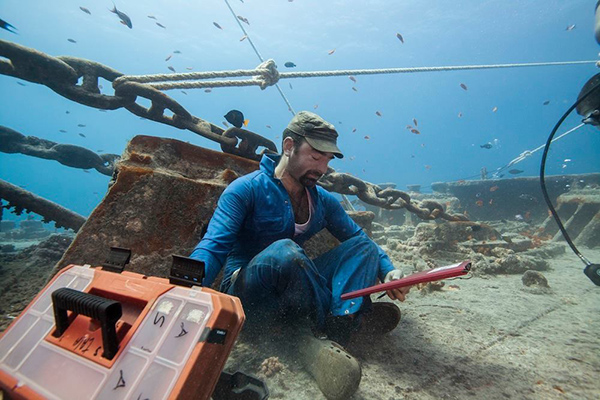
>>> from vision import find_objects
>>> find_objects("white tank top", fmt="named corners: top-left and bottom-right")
top-left (294, 188), bottom-right (314, 236)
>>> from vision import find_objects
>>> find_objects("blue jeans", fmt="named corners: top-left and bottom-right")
top-left (226, 236), bottom-right (380, 330)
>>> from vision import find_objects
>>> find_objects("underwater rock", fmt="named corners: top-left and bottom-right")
top-left (521, 270), bottom-right (549, 288)
top-left (258, 356), bottom-right (285, 378)
top-left (0, 244), bottom-right (15, 253)
top-left (0, 221), bottom-right (16, 231)
top-left (482, 254), bottom-right (549, 275)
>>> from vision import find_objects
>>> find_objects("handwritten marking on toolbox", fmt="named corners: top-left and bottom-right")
top-left (153, 313), bottom-right (166, 328)
top-left (175, 322), bottom-right (188, 338)
top-left (113, 369), bottom-right (126, 390)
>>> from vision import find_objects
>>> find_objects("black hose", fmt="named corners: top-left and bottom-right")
top-left (539, 80), bottom-right (600, 267)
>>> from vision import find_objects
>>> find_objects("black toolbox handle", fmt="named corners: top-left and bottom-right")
top-left (51, 288), bottom-right (123, 360)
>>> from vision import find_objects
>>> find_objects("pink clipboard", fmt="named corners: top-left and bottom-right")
top-left (341, 260), bottom-right (471, 300)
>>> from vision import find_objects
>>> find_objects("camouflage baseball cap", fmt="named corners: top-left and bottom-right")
top-left (286, 111), bottom-right (344, 158)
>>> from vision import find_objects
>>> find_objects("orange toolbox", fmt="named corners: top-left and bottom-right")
top-left (0, 249), bottom-right (259, 400)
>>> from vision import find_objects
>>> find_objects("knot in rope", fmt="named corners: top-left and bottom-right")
top-left (255, 59), bottom-right (279, 90)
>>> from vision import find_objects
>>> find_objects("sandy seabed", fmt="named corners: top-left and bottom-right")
top-left (225, 247), bottom-right (600, 400)
top-left (0, 238), bottom-right (598, 400)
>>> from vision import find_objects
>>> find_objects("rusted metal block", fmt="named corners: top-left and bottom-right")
top-left (540, 189), bottom-right (600, 248)
top-left (53, 135), bottom-right (258, 278)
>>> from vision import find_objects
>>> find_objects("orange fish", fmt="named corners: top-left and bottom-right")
top-left (396, 33), bottom-right (404, 43)
top-left (411, 129), bottom-right (420, 135)
top-left (490, 185), bottom-right (499, 192)
top-left (413, 118), bottom-right (418, 126)
top-left (328, 49), bottom-right (336, 55)
top-left (375, 111), bottom-right (382, 117)
top-left (364, 135), bottom-right (370, 140)
top-left (460, 83), bottom-right (468, 91)
top-left (349, 76), bottom-right (357, 83)
top-left (524, 211), bottom-right (531, 220)
top-left (476, 200), bottom-right (483, 207)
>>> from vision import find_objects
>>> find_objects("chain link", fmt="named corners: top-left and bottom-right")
top-left (0, 39), bottom-right (467, 222)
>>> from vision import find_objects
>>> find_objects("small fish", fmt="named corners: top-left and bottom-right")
top-left (475, 200), bottom-right (483, 207)
top-left (67, 38), bottom-right (77, 43)
top-left (475, 192), bottom-right (481, 198)
top-left (156, 22), bottom-right (166, 29)
top-left (79, 7), bottom-right (92, 15)
top-left (349, 76), bottom-right (357, 83)
top-left (352, 87), bottom-right (357, 92)
top-left (59, 129), bottom-right (67, 133)
top-left (99, 84), bottom-right (103, 89)
top-left (543, 100), bottom-right (550, 105)
top-left (66, 111), bottom-right (70, 114)
top-left (186, 67), bottom-right (194, 70)
top-left (289, 83), bottom-right (293, 89)
top-left (509, 169), bottom-right (524, 175)
top-left (519, 194), bottom-right (537, 202)
top-left (411, 129), bottom-right (420, 135)
top-left (328, 49), bottom-right (336, 55)
top-left (492, 106), bottom-right (498, 112)
top-left (566, 24), bottom-right (576, 31)
top-left (564, 158), bottom-right (572, 162)
top-left (562, 164), bottom-right (567, 169)
top-left (83, 169), bottom-right (90, 173)
top-left (458, 112), bottom-right (463, 118)
top-left (77, 124), bottom-right (86, 127)
top-left (165, 54), bottom-right (172, 61)
top-left (489, 199), bottom-right (494, 205)
top-left (266, 125), bottom-right (272, 129)
top-left (490, 185), bottom-right (499, 192)
top-left (0, 18), bottom-right (17, 33)
top-left (148, 15), bottom-right (157, 20)
top-left (16, 81), bottom-right (26, 86)
top-left (352, 128), bottom-right (357, 132)
top-left (224, 109), bottom-right (249, 128)
top-left (396, 33), bottom-right (404, 43)
top-left (515, 214), bottom-right (524, 221)
top-left (447, 284), bottom-right (460, 290)
top-left (349, 156), bottom-right (355, 161)
top-left (213, 22), bottom-right (223, 30)
top-left (375, 111), bottom-right (382, 117)
top-left (181, 90), bottom-right (187, 95)
top-left (413, 118), bottom-right (418, 126)
top-left (204, 88), bottom-right (212, 93)
top-left (98, 109), bottom-right (107, 112)
top-left (78, 133), bottom-right (86, 138)
top-left (284, 62), bottom-right (296, 68)
top-left (314, 104), bottom-right (319, 109)
top-left (168, 66), bottom-right (176, 72)
top-left (110, 4), bottom-right (133, 29)
top-left (424, 165), bottom-right (431, 170)
top-left (237, 15), bottom-right (249, 25)
top-left (173, 50), bottom-right (181, 54)
top-left (460, 83), bottom-right (468, 91)
top-left (97, 149), bottom-right (104, 152)
top-left (240, 35), bottom-right (247, 42)
top-left (364, 135), bottom-right (370, 140)
top-left (222, 121), bottom-right (230, 128)
top-left (480, 142), bottom-right (493, 149)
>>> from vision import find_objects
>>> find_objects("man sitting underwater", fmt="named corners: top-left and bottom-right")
top-left (190, 111), bottom-right (410, 400)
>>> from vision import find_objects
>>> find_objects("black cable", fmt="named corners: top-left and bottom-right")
top-left (540, 79), bottom-right (600, 285)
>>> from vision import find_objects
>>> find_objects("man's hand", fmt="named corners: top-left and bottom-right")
top-left (384, 269), bottom-right (411, 302)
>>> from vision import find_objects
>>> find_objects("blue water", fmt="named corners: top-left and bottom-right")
top-left (1, 0), bottom-right (599, 219)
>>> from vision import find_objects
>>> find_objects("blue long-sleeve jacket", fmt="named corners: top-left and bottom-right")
top-left (190, 153), bottom-right (395, 290)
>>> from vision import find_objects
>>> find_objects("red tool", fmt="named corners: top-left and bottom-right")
top-left (341, 261), bottom-right (471, 300)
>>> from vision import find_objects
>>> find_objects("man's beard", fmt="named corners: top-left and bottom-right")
top-left (298, 170), bottom-right (323, 187)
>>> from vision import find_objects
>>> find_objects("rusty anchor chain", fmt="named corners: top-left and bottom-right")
top-left (0, 39), bottom-right (277, 161)
top-left (0, 39), bottom-right (467, 222)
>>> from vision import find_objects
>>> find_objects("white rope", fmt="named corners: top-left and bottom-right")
top-left (116, 60), bottom-right (597, 92)
top-left (497, 123), bottom-right (585, 174)
top-left (223, 0), bottom-right (295, 115)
